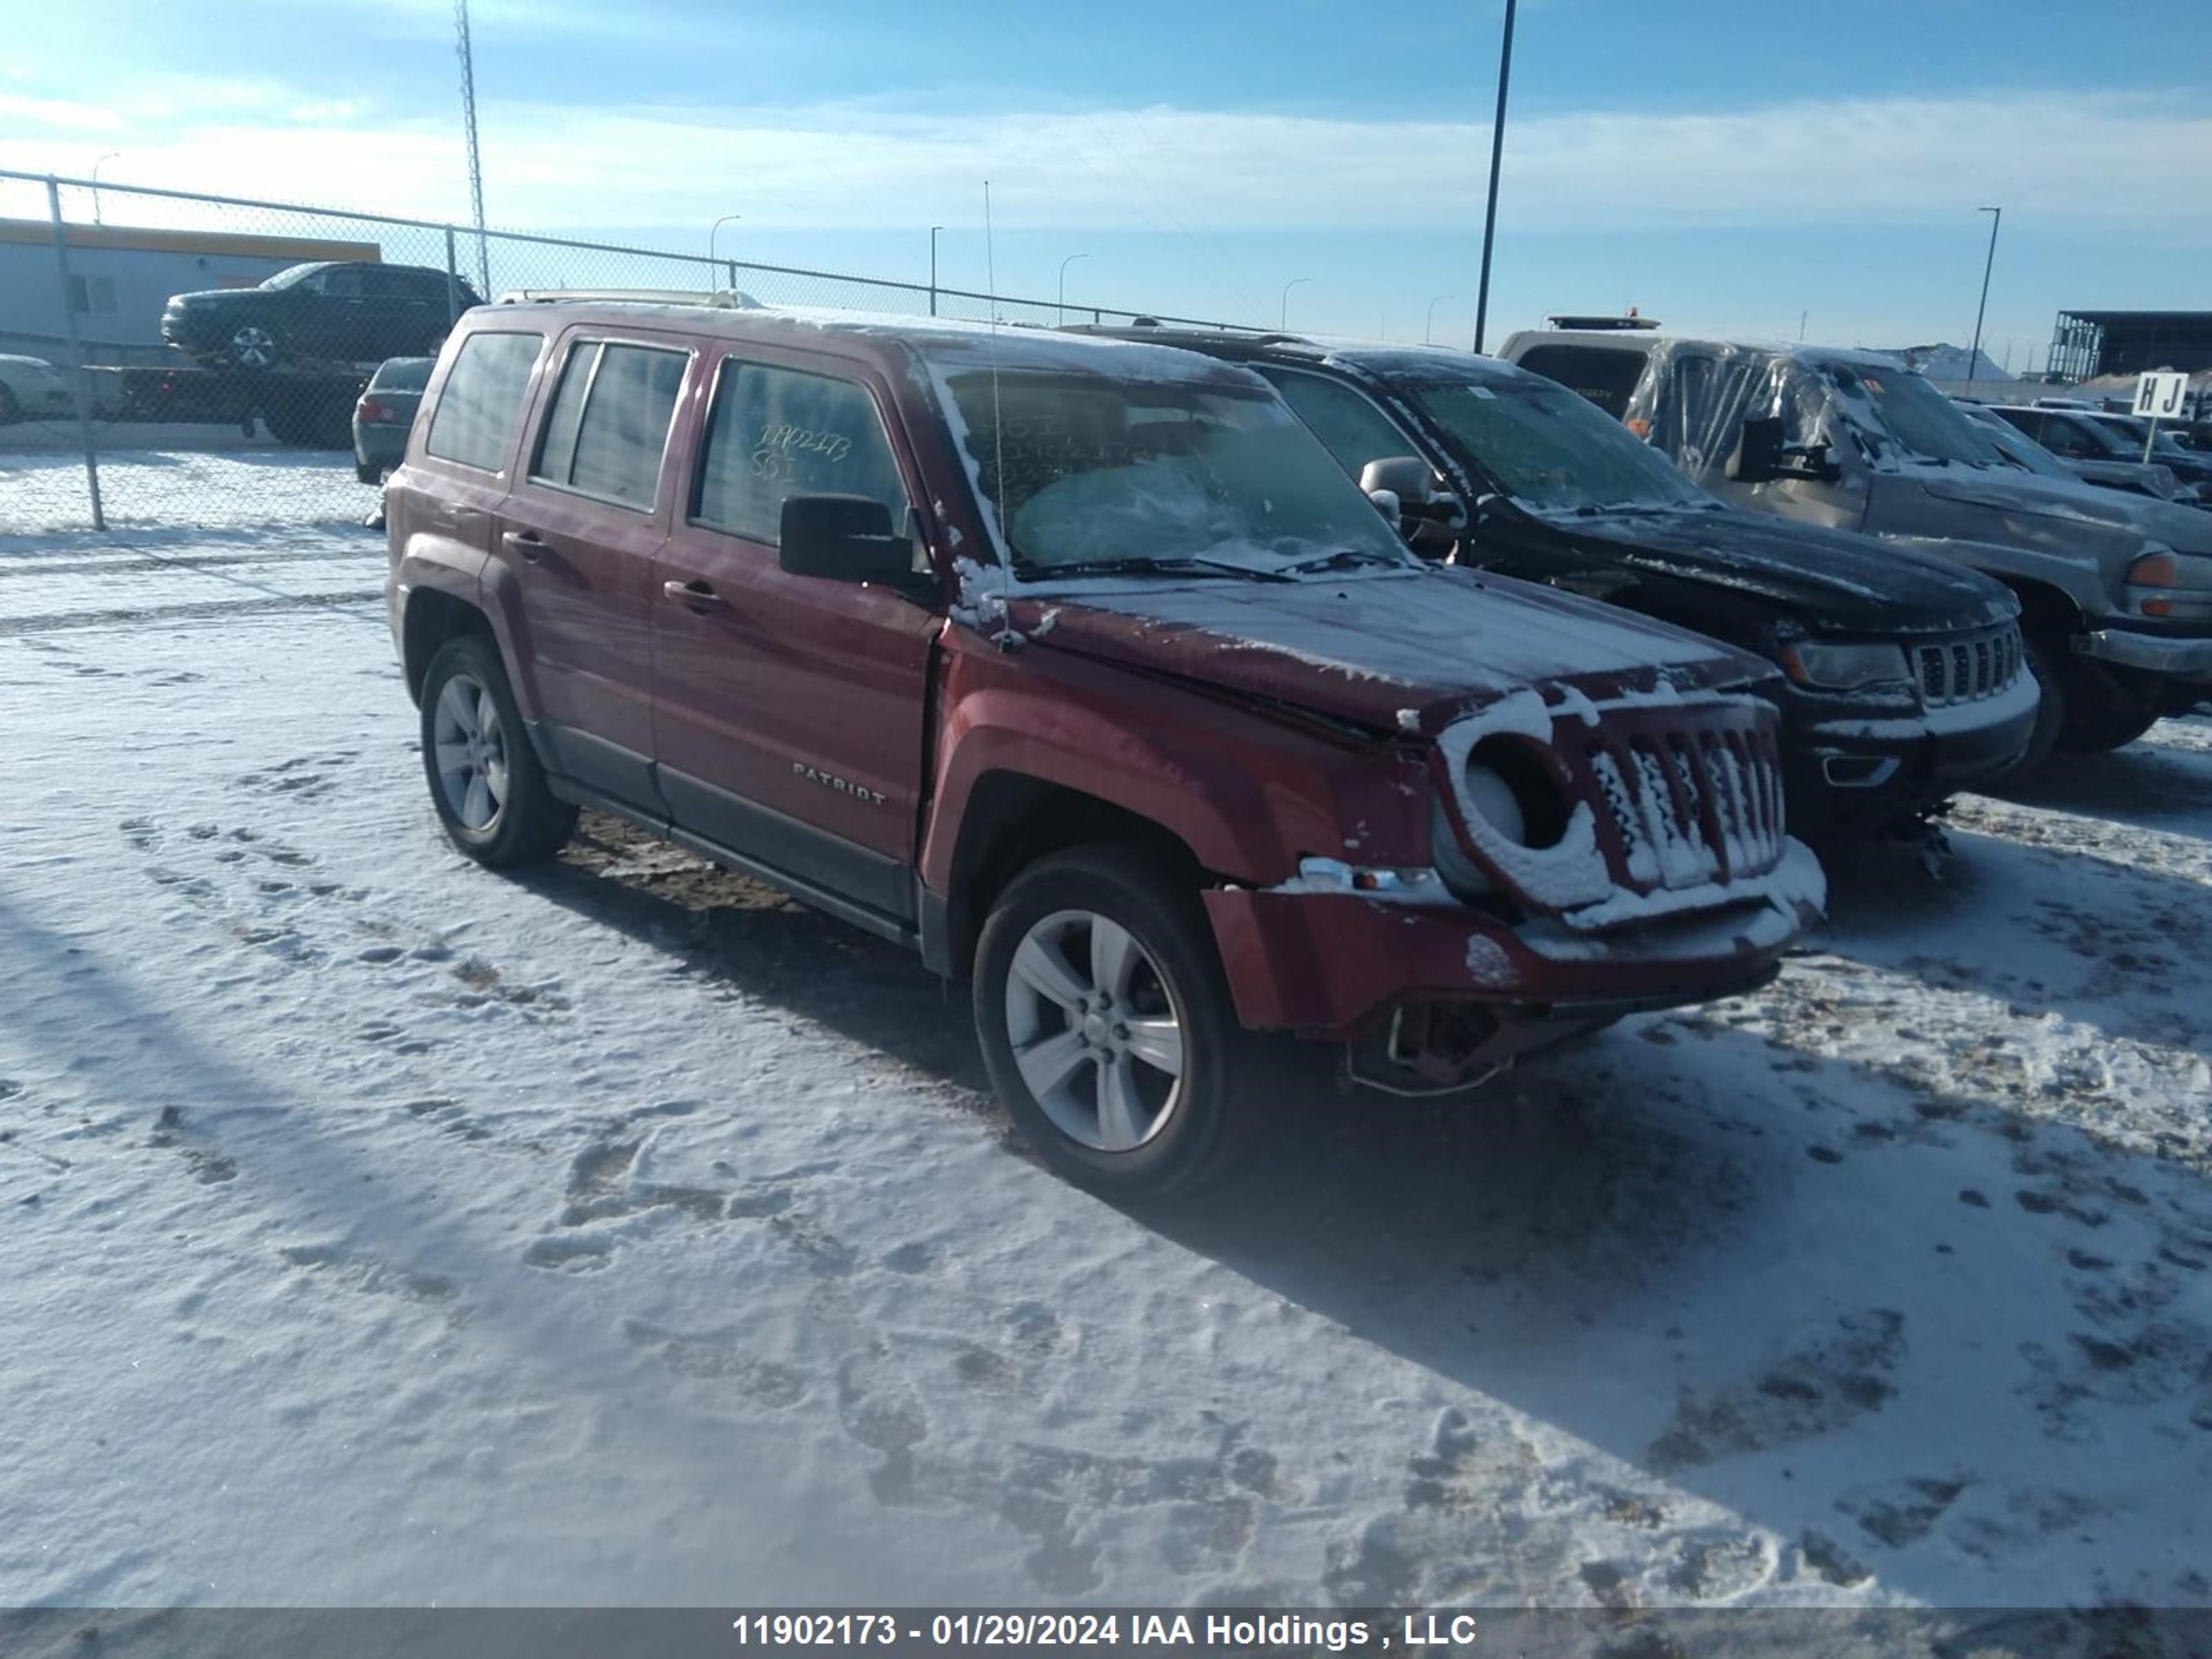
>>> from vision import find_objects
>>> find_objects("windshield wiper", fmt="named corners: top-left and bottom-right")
top-left (1015, 555), bottom-right (1297, 583)
top-left (1281, 548), bottom-right (1407, 575)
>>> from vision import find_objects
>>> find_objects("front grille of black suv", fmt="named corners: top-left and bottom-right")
top-left (1914, 624), bottom-right (2023, 706)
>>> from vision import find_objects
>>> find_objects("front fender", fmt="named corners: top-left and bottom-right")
top-left (917, 638), bottom-right (1429, 894)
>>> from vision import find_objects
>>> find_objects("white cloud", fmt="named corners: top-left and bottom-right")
top-left (6, 82), bottom-right (2207, 245)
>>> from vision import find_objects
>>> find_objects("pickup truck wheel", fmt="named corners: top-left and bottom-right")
top-left (2013, 632), bottom-right (2070, 773)
top-left (418, 636), bottom-right (577, 868)
top-left (2057, 665), bottom-right (2164, 753)
top-left (975, 847), bottom-right (1253, 1199)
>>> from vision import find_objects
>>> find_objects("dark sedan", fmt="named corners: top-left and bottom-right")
top-left (162, 262), bottom-right (480, 372)
top-left (353, 356), bottom-right (434, 483)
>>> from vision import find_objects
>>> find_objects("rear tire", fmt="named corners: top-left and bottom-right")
top-left (418, 635), bottom-right (576, 868)
top-left (973, 845), bottom-right (1255, 1199)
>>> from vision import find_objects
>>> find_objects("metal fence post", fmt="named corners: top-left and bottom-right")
top-left (44, 178), bottom-right (108, 531)
top-left (444, 225), bottom-right (463, 322)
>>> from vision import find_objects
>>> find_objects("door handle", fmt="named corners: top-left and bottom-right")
top-left (503, 528), bottom-right (546, 563)
top-left (663, 579), bottom-right (728, 612)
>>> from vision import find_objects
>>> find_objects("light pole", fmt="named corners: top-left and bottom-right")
top-left (455, 0), bottom-right (489, 294)
top-left (1280, 276), bottom-right (1312, 330)
top-left (929, 225), bottom-right (944, 317)
top-left (709, 214), bottom-right (742, 290)
top-left (1057, 252), bottom-right (1090, 324)
top-left (1425, 293), bottom-right (1455, 344)
top-left (1967, 205), bottom-right (2001, 387)
top-left (1471, 0), bottom-right (1517, 353)
top-left (91, 151), bottom-right (120, 225)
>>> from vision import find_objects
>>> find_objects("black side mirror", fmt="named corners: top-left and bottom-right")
top-left (778, 494), bottom-right (928, 594)
top-left (1732, 415), bottom-right (1785, 482)
top-left (1732, 415), bottom-right (1840, 484)
top-left (1360, 456), bottom-right (1432, 507)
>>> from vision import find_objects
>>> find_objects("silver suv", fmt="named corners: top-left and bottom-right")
top-left (1501, 325), bottom-right (2212, 758)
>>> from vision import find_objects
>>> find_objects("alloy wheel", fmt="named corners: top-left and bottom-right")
top-left (1002, 908), bottom-right (1187, 1152)
top-left (229, 324), bottom-right (279, 370)
top-left (431, 673), bottom-right (509, 834)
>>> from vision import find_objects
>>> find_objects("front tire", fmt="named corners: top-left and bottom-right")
top-left (973, 846), bottom-right (1255, 1199)
top-left (418, 635), bottom-right (576, 868)
top-left (2014, 631), bottom-right (2070, 773)
top-left (227, 322), bottom-right (283, 371)
top-left (2058, 663), bottom-right (2164, 753)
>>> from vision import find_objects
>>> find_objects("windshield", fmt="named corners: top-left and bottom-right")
top-left (939, 370), bottom-right (1414, 577)
top-left (260, 263), bottom-right (330, 290)
top-left (1402, 374), bottom-right (1711, 513)
top-left (2094, 414), bottom-right (2187, 456)
top-left (1957, 406), bottom-right (2077, 480)
top-left (371, 357), bottom-right (435, 392)
top-left (1821, 362), bottom-right (2016, 467)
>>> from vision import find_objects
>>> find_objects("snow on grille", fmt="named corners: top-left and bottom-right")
top-left (1580, 724), bottom-right (1783, 891)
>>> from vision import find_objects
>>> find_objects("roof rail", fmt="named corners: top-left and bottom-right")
top-left (1545, 313), bottom-right (1660, 332)
top-left (493, 287), bottom-right (765, 310)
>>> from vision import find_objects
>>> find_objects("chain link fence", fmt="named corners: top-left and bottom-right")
top-left (0, 169), bottom-right (1246, 536)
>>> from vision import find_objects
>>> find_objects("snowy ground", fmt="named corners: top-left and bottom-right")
top-left (1, 434), bottom-right (370, 534)
top-left (2, 512), bottom-right (2209, 1622)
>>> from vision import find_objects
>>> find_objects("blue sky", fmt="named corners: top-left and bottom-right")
top-left (4, 0), bottom-right (2207, 362)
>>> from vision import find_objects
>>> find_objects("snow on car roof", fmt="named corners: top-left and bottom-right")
top-left (484, 297), bottom-right (1266, 386)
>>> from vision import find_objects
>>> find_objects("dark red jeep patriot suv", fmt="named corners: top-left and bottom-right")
top-left (385, 297), bottom-right (1824, 1194)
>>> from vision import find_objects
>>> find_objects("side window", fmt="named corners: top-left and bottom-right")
top-left (692, 361), bottom-right (910, 543)
top-left (2039, 415), bottom-right (2081, 455)
top-left (1514, 345), bottom-right (1646, 420)
top-left (1256, 368), bottom-right (1414, 480)
top-left (321, 267), bottom-right (367, 299)
top-left (423, 329), bottom-right (544, 472)
top-left (531, 341), bottom-right (688, 511)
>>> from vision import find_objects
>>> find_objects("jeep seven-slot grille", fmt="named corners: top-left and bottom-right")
top-left (1580, 721), bottom-right (1785, 892)
top-left (1913, 623), bottom-right (2023, 706)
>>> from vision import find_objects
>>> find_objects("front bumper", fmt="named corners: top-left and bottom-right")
top-left (1781, 671), bottom-right (2041, 834)
top-left (2074, 626), bottom-right (2212, 682)
top-left (1202, 847), bottom-right (1821, 1045)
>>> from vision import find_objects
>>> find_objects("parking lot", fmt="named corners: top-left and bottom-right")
top-left (1, 459), bottom-right (2207, 1616)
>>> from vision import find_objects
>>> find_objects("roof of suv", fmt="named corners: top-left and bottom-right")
top-left (478, 299), bottom-right (1268, 388)
top-left (1503, 326), bottom-right (1913, 377)
top-left (1062, 324), bottom-right (1539, 387)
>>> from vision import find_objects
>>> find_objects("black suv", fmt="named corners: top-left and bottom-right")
top-left (1082, 330), bottom-right (2040, 836)
top-left (162, 261), bottom-right (482, 372)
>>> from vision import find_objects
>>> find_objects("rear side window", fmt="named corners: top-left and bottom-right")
top-left (692, 362), bottom-right (909, 543)
top-left (1514, 345), bottom-right (1647, 420)
top-left (532, 341), bottom-right (689, 511)
top-left (1256, 368), bottom-right (1414, 480)
top-left (424, 330), bottom-right (543, 472)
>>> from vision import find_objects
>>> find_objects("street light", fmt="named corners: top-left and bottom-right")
top-left (1967, 205), bottom-right (2001, 387)
top-left (709, 214), bottom-right (742, 290)
top-left (1424, 293), bottom-right (1455, 344)
top-left (91, 151), bottom-right (120, 225)
top-left (1280, 276), bottom-right (1312, 330)
top-left (1472, 0), bottom-right (1517, 353)
top-left (930, 225), bottom-right (944, 317)
top-left (1057, 252), bottom-right (1091, 324)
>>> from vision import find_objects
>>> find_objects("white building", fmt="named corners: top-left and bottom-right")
top-left (0, 218), bottom-right (382, 364)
